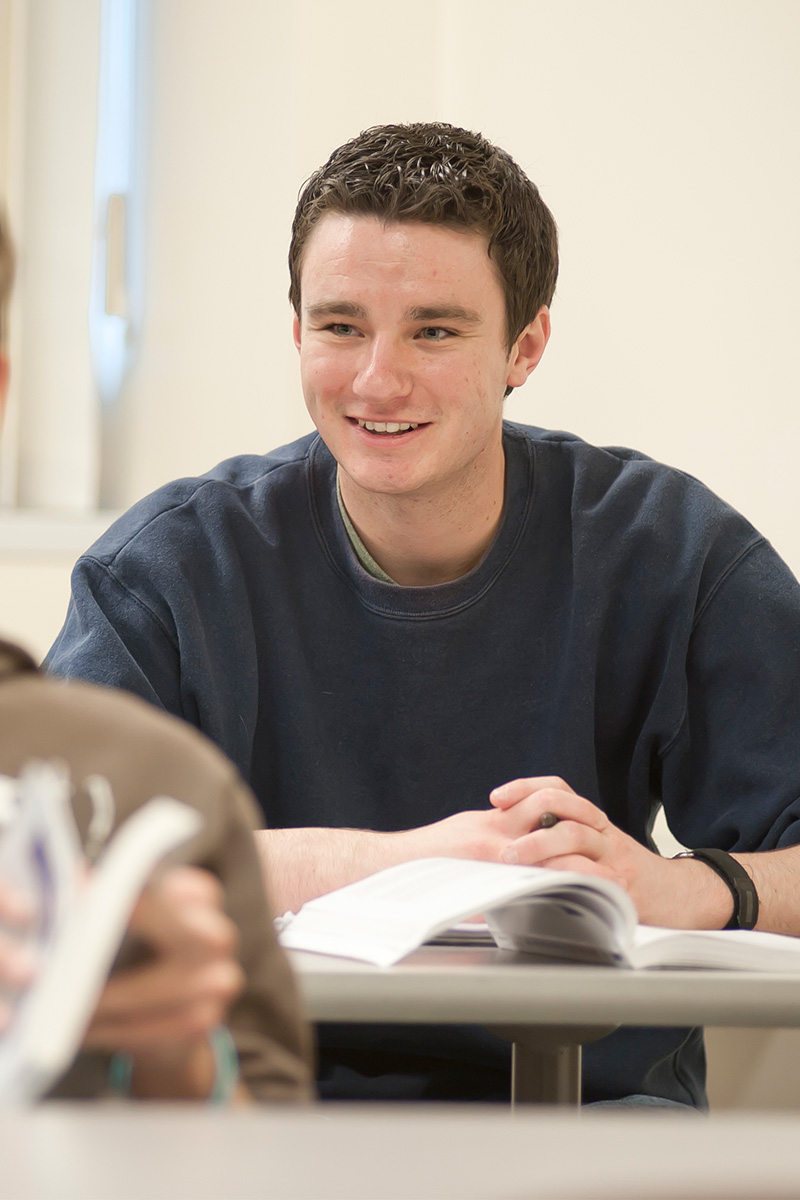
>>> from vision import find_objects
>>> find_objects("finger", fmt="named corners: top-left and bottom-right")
top-left (0, 935), bottom-right (37, 990)
top-left (501, 820), bottom-right (609, 866)
top-left (85, 994), bottom-right (232, 1052)
top-left (494, 791), bottom-right (610, 842)
top-left (0, 882), bottom-right (36, 931)
top-left (94, 956), bottom-right (244, 1023)
top-left (152, 866), bottom-right (226, 908)
top-left (538, 854), bottom-right (628, 890)
top-left (129, 870), bottom-right (238, 963)
top-left (490, 776), bottom-right (576, 809)
top-left (85, 954), bottom-right (243, 1052)
top-left (133, 865), bottom-right (227, 930)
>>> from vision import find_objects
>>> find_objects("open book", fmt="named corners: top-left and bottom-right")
top-left (0, 762), bottom-right (203, 1103)
top-left (278, 856), bottom-right (800, 971)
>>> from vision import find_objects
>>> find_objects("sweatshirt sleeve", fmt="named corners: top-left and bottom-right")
top-left (46, 553), bottom-right (186, 717)
top-left (659, 536), bottom-right (800, 852)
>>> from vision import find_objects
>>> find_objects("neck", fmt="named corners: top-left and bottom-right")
top-left (338, 446), bottom-right (506, 587)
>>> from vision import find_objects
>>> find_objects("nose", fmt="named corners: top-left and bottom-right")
top-left (352, 336), bottom-right (412, 403)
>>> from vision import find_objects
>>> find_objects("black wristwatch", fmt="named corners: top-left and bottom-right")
top-left (673, 848), bottom-right (759, 930)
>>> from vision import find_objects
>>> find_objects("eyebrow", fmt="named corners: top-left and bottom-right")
top-left (304, 301), bottom-right (482, 324)
top-left (407, 305), bottom-right (482, 324)
top-left (305, 301), bottom-right (368, 320)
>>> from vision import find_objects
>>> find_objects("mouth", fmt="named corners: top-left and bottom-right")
top-left (351, 418), bottom-right (424, 436)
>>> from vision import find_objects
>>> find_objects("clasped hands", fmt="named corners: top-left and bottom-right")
top-left (420, 775), bottom-right (688, 928)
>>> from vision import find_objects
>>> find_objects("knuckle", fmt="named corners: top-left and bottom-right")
top-left (217, 915), bottom-right (240, 953)
top-left (218, 960), bottom-right (245, 1000)
top-left (533, 776), bottom-right (567, 793)
top-left (187, 1004), bottom-right (222, 1038)
top-left (536, 787), bottom-right (560, 806)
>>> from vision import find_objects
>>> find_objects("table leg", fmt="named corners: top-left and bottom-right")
top-left (489, 1024), bottom-right (617, 1107)
top-left (511, 1040), bottom-right (581, 1107)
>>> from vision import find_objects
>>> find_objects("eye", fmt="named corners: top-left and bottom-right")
top-left (325, 323), bottom-right (358, 337)
top-left (417, 326), bottom-right (453, 341)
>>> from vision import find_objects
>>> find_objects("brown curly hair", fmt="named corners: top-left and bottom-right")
top-left (289, 122), bottom-right (558, 352)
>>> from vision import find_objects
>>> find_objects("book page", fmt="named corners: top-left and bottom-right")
top-left (279, 857), bottom-right (635, 967)
top-left (0, 763), bottom-right (84, 1009)
top-left (427, 920), bottom-right (495, 947)
top-left (0, 792), bottom-right (202, 1103)
top-left (486, 887), bottom-right (633, 965)
top-left (629, 924), bottom-right (800, 972)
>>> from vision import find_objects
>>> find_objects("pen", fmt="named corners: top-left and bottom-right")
top-left (539, 812), bottom-right (559, 829)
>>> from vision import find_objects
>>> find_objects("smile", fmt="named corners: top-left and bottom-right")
top-left (356, 419), bottom-right (420, 435)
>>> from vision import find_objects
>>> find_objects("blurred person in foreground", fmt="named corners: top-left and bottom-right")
top-left (0, 212), bottom-right (312, 1102)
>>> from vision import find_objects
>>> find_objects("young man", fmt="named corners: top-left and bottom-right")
top-left (46, 123), bottom-right (800, 1106)
top-left (0, 214), bottom-right (311, 1102)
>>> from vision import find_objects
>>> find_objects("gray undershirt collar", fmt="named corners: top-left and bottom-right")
top-left (335, 470), bottom-right (398, 585)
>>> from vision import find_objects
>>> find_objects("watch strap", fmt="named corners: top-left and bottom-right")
top-left (674, 847), bottom-right (759, 930)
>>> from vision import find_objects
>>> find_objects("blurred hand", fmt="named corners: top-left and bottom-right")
top-left (84, 865), bottom-right (245, 1098)
top-left (0, 881), bottom-right (36, 1033)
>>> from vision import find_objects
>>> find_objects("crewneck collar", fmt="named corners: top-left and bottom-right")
top-left (335, 471), bottom-right (398, 585)
top-left (308, 423), bottom-right (536, 620)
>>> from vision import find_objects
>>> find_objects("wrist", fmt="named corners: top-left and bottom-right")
top-left (673, 849), bottom-right (759, 930)
top-left (391, 824), bottom-right (431, 861)
top-left (111, 1027), bottom-right (239, 1102)
top-left (668, 854), bottom-right (737, 929)
top-left (130, 1038), bottom-right (216, 1100)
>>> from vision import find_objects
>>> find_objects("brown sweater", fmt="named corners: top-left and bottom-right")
top-left (0, 640), bottom-right (312, 1101)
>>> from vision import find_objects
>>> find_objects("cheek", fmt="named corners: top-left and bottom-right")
top-left (475, 352), bottom-right (514, 406)
top-left (418, 353), bottom-right (475, 400)
top-left (440, 347), bottom-right (501, 397)
top-left (301, 350), bottom-right (345, 395)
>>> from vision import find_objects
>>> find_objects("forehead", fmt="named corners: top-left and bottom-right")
top-left (298, 214), bottom-right (501, 306)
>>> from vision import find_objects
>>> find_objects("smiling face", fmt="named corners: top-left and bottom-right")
top-left (293, 215), bottom-right (548, 515)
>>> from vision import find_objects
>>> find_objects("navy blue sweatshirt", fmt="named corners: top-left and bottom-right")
top-left (47, 423), bottom-right (800, 1104)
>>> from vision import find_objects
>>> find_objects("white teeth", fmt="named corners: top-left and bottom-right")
top-left (356, 419), bottom-right (419, 433)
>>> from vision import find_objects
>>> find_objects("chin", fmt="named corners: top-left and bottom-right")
top-left (342, 465), bottom-right (424, 497)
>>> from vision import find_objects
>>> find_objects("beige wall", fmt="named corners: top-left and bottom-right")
top-left (1, 0), bottom-right (800, 1108)
top-left (0, 559), bottom-right (72, 660)
top-left (707, 1028), bottom-right (800, 1111)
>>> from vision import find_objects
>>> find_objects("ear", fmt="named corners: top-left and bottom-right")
top-left (292, 310), bottom-right (302, 352)
top-left (505, 306), bottom-right (551, 389)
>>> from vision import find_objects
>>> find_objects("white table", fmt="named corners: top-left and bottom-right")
top-left (4, 1104), bottom-right (800, 1199)
top-left (292, 944), bottom-right (800, 1105)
